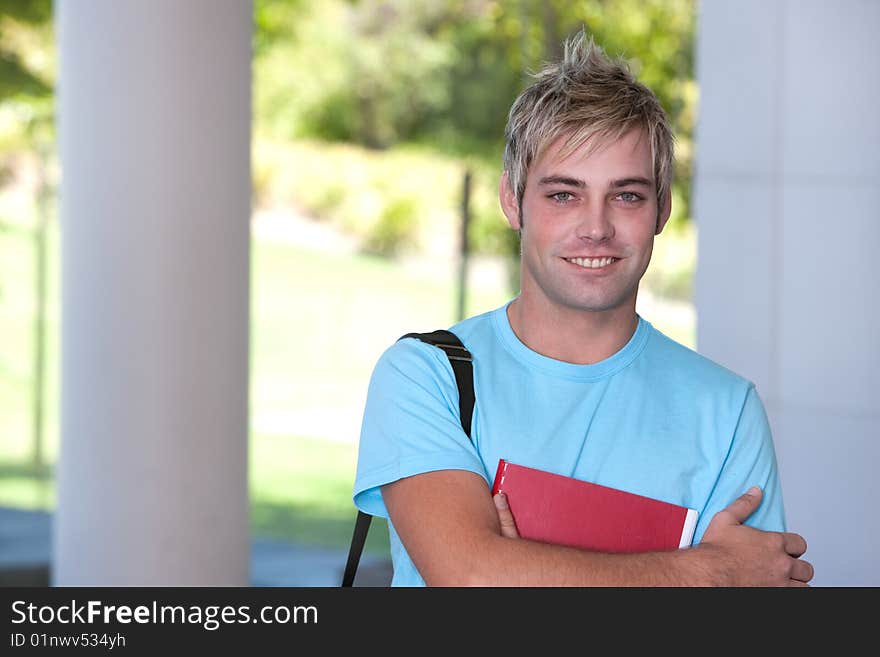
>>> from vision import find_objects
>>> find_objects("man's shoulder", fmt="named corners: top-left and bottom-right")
top-left (374, 305), bottom-right (501, 378)
top-left (448, 305), bottom-right (502, 344)
top-left (643, 322), bottom-right (754, 392)
top-left (387, 304), bottom-right (502, 362)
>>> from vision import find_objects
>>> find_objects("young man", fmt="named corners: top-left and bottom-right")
top-left (352, 32), bottom-right (813, 586)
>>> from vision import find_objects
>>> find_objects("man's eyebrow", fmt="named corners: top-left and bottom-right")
top-left (610, 177), bottom-right (654, 188)
top-left (537, 175), bottom-right (655, 188)
top-left (538, 175), bottom-right (585, 188)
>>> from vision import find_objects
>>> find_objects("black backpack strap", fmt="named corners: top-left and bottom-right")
top-left (341, 509), bottom-right (373, 588)
top-left (341, 329), bottom-right (474, 587)
top-left (399, 330), bottom-right (474, 439)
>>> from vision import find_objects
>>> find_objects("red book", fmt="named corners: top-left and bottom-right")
top-left (491, 459), bottom-right (699, 553)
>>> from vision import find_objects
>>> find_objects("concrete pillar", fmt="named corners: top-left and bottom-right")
top-left (695, 0), bottom-right (880, 585)
top-left (54, 0), bottom-right (252, 584)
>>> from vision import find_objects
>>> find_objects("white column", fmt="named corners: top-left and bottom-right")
top-left (54, 0), bottom-right (252, 585)
top-left (695, 0), bottom-right (880, 585)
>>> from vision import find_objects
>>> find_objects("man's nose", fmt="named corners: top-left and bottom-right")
top-left (575, 203), bottom-right (614, 242)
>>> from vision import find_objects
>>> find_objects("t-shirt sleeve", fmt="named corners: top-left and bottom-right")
top-left (693, 384), bottom-right (787, 542)
top-left (352, 338), bottom-right (485, 518)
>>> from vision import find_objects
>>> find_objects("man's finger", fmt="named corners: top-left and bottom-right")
top-left (718, 486), bottom-right (763, 525)
top-left (493, 492), bottom-right (520, 539)
top-left (790, 558), bottom-right (814, 583)
top-left (783, 532), bottom-right (808, 558)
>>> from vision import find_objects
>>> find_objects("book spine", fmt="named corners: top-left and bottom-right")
top-left (491, 459), bottom-right (509, 496)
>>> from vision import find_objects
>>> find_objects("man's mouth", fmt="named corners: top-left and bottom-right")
top-left (564, 256), bottom-right (620, 269)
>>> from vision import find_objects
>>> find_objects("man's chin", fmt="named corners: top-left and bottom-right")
top-left (553, 287), bottom-right (638, 315)
top-left (558, 296), bottom-right (631, 315)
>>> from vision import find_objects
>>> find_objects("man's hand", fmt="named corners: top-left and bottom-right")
top-left (493, 486), bottom-right (814, 586)
top-left (697, 486), bottom-right (814, 586)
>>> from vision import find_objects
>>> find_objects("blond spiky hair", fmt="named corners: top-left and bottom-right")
top-left (502, 29), bottom-right (675, 215)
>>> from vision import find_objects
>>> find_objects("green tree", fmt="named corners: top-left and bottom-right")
top-left (0, 0), bottom-right (53, 102)
top-left (0, 0), bottom-right (55, 162)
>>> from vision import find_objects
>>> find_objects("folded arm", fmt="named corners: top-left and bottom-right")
top-left (382, 469), bottom-right (813, 587)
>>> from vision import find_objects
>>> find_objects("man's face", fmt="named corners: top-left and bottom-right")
top-left (500, 128), bottom-right (670, 316)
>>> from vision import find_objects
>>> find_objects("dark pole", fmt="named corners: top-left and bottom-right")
top-left (456, 168), bottom-right (472, 322)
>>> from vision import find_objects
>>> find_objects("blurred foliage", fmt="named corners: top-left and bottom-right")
top-left (361, 195), bottom-right (420, 257)
top-left (254, 1), bottom-right (695, 151)
top-left (0, 0), bottom-right (54, 188)
top-left (0, 0), bottom-right (52, 102)
top-left (254, 0), bottom-right (696, 270)
top-left (254, 138), bottom-right (501, 260)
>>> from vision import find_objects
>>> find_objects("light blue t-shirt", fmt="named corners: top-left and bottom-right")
top-left (353, 303), bottom-right (786, 586)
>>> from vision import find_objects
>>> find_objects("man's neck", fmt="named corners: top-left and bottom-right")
top-left (506, 295), bottom-right (639, 365)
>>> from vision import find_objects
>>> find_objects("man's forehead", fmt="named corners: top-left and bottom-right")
top-left (531, 129), bottom-right (654, 178)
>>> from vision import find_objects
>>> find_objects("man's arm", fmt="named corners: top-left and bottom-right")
top-left (382, 470), bottom-right (813, 586)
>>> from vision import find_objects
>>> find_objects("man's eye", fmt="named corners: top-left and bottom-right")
top-left (550, 192), bottom-right (574, 203)
top-left (617, 192), bottom-right (643, 203)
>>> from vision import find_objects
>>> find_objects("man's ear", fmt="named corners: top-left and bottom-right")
top-left (499, 171), bottom-right (522, 231)
top-left (655, 190), bottom-right (672, 235)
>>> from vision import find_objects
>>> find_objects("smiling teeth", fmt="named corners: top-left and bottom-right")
top-left (567, 257), bottom-right (617, 268)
